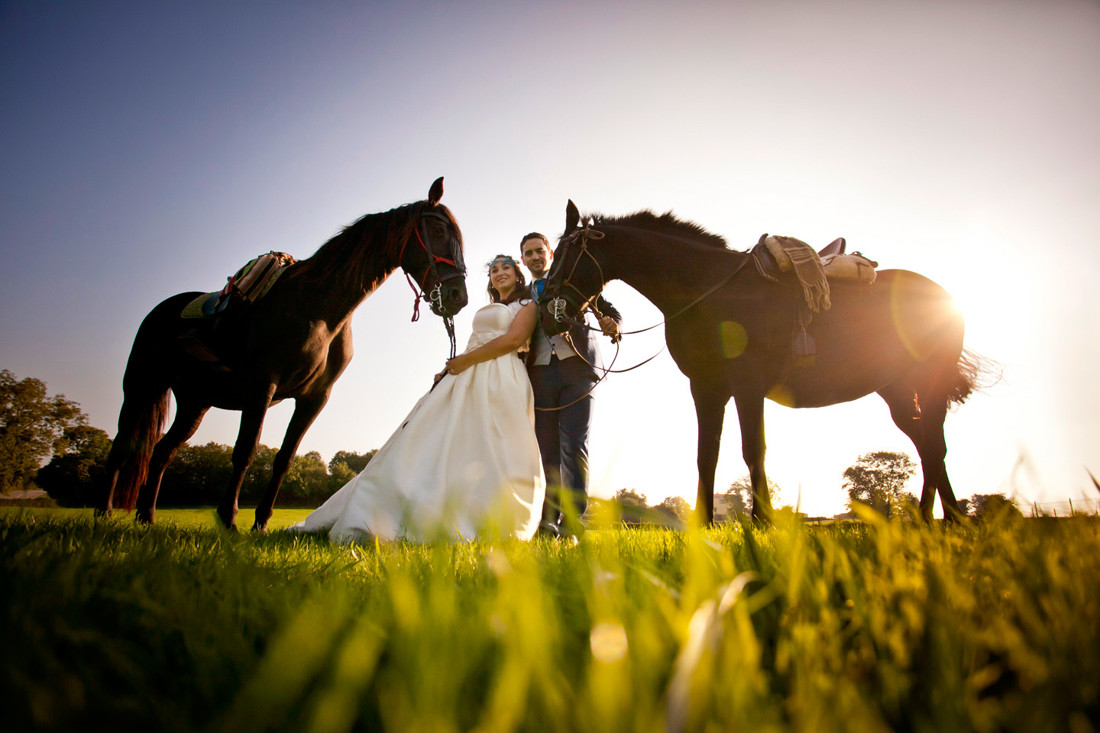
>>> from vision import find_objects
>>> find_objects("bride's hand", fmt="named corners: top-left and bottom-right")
top-left (445, 354), bottom-right (473, 375)
top-left (433, 368), bottom-right (447, 384)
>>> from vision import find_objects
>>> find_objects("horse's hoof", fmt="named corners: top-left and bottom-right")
top-left (136, 511), bottom-right (154, 525)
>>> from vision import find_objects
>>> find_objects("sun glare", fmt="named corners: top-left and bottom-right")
top-left (942, 263), bottom-right (1029, 359)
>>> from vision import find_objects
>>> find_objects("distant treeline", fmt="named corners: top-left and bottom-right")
top-left (35, 430), bottom-right (376, 508)
top-left (5, 369), bottom-right (1030, 520)
top-left (34, 427), bottom-right (695, 522)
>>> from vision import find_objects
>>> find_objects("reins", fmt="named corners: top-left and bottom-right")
top-left (532, 223), bottom-right (746, 412)
top-left (545, 223), bottom-right (755, 375)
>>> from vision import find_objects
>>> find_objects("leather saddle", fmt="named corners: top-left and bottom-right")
top-left (752, 235), bottom-right (847, 281)
top-left (817, 237), bottom-right (846, 258)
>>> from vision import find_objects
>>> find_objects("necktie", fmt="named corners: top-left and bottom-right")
top-left (534, 279), bottom-right (545, 300)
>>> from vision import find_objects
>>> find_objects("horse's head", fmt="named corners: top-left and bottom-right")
top-left (540, 199), bottom-right (606, 335)
top-left (402, 177), bottom-right (469, 317)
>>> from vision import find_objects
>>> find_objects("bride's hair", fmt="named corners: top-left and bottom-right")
top-left (486, 254), bottom-right (532, 304)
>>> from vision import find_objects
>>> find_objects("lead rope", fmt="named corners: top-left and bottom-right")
top-left (444, 316), bottom-right (457, 360)
top-left (533, 338), bottom-right (617, 413)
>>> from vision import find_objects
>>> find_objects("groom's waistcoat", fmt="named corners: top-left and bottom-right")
top-left (526, 279), bottom-right (620, 372)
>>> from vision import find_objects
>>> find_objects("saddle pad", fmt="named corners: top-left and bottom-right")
top-left (822, 252), bottom-right (878, 284)
top-left (763, 235), bottom-right (831, 313)
top-left (180, 292), bottom-right (220, 319)
top-left (225, 251), bottom-right (295, 303)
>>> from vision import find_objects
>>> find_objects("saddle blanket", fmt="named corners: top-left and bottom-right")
top-left (180, 251), bottom-right (296, 319)
top-left (762, 235), bottom-right (831, 312)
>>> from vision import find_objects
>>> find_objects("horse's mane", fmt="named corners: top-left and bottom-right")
top-left (284, 201), bottom-right (436, 292)
top-left (591, 210), bottom-right (729, 250)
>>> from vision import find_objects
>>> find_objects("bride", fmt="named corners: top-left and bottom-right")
top-left (290, 255), bottom-right (545, 542)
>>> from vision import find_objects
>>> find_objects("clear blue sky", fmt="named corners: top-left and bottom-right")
top-left (3, 0), bottom-right (1098, 516)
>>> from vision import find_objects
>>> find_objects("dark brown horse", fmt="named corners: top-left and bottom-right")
top-left (99, 178), bottom-right (467, 531)
top-left (541, 201), bottom-right (986, 524)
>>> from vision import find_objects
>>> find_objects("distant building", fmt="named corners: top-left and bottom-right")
top-left (714, 494), bottom-right (739, 523)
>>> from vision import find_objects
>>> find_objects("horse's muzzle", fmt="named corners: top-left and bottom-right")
top-left (430, 280), bottom-right (468, 317)
top-left (538, 301), bottom-right (569, 335)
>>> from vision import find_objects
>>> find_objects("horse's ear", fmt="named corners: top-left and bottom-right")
top-left (428, 177), bottom-right (444, 205)
top-left (565, 200), bottom-right (580, 232)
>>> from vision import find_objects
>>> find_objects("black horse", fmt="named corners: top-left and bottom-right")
top-left (99, 178), bottom-right (467, 531)
top-left (540, 201), bottom-right (987, 524)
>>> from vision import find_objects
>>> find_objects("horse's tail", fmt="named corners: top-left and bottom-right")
top-left (107, 326), bottom-right (171, 511)
top-left (947, 348), bottom-right (1001, 407)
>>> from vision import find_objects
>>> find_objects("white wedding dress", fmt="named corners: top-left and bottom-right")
top-left (290, 301), bottom-right (545, 543)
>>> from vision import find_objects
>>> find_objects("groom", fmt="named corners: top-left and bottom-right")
top-left (520, 232), bottom-right (621, 538)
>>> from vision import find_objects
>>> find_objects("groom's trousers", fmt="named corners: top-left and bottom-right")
top-left (529, 354), bottom-right (598, 526)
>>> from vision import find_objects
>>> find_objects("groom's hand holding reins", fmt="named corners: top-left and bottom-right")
top-left (598, 314), bottom-right (620, 343)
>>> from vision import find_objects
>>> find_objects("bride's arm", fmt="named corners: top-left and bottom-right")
top-left (444, 302), bottom-right (537, 375)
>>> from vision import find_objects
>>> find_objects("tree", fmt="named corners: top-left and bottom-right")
top-left (160, 442), bottom-right (234, 505)
top-left (722, 476), bottom-right (780, 518)
top-left (613, 488), bottom-right (648, 509)
top-left (957, 497), bottom-right (972, 517)
top-left (281, 451), bottom-right (331, 503)
top-left (968, 493), bottom-right (1022, 520)
top-left (329, 450), bottom-right (376, 475)
top-left (654, 495), bottom-right (691, 523)
top-left (328, 449), bottom-right (376, 492)
top-left (0, 370), bottom-right (87, 493)
top-left (843, 451), bottom-right (918, 518)
top-left (612, 488), bottom-right (649, 525)
top-left (35, 425), bottom-right (112, 506)
top-left (329, 460), bottom-right (357, 491)
top-left (242, 444), bottom-right (278, 501)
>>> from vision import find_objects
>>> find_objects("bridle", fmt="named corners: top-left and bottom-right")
top-left (544, 225), bottom-right (611, 332)
top-left (399, 208), bottom-right (467, 357)
top-left (533, 223), bottom-right (629, 412)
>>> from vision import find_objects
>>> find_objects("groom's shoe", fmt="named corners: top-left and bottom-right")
top-left (536, 521), bottom-right (560, 538)
top-left (558, 516), bottom-right (586, 541)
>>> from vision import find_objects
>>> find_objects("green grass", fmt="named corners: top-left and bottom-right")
top-left (1, 507), bottom-right (1098, 732)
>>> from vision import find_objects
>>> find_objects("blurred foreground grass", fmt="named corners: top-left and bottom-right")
top-left (1, 506), bottom-right (1097, 732)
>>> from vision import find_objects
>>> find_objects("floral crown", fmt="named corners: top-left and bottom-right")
top-left (485, 255), bottom-right (519, 271)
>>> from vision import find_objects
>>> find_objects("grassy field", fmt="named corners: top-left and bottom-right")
top-left (1, 506), bottom-right (1097, 733)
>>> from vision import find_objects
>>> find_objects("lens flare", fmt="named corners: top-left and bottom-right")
top-left (719, 320), bottom-right (748, 359)
top-left (590, 622), bottom-right (629, 664)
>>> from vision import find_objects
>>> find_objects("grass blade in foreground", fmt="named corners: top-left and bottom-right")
top-left (1, 508), bottom-right (1098, 732)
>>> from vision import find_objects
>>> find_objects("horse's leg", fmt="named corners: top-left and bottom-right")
top-left (97, 384), bottom-right (171, 516)
top-left (218, 384), bottom-right (276, 530)
top-left (878, 384), bottom-right (961, 521)
top-left (732, 391), bottom-right (771, 524)
top-left (135, 400), bottom-right (209, 524)
top-left (252, 395), bottom-right (327, 532)
top-left (936, 464), bottom-right (964, 522)
top-left (918, 394), bottom-right (964, 522)
top-left (98, 464), bottom-right (119, 517)
top-left (691, 380), bottom-right (729, 525)
top-left (877, 385), bottom-right (932, 517)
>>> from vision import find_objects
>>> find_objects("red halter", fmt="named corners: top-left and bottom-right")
top-left (400, 220), bottom-right (460, 322)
